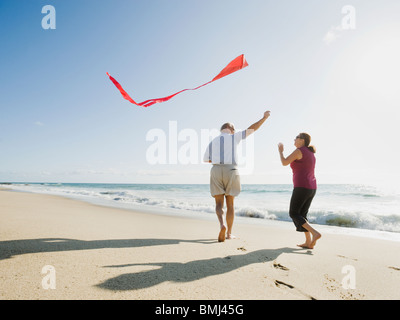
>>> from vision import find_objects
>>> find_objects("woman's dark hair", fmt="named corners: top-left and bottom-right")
top-left (299, 133), bottom-right (316, 153)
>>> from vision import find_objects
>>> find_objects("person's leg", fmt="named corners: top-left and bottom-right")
top-left (300, 222), bottom-right (321, 249)
top-left (289, 188), bottom-right (313, 247)
top-left (289, 188), bottom-right (309, 232)
top-left (225, 195), bottom-right (235, 239)
top-left (223, 165), bottom-right (240, 239)
top-left (214, 194), bottom-right (226, 242)
top-left (297, 189), bottom-right (321, 249)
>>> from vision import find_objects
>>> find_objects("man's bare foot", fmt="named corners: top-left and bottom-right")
top-left (218, 226), bottom-right (226, 242)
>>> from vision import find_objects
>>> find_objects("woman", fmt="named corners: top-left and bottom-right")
top-left (278, 133), bottom-right (321, 249)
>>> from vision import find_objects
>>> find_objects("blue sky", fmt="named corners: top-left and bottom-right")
top-left (1, 0), bottom-right (399, 188)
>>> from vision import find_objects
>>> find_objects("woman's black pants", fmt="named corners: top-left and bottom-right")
top-left (289, 187), bottom-right (316, 232)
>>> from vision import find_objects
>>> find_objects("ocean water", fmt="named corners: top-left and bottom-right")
top-left (3, 183), bottom-right (400, 241)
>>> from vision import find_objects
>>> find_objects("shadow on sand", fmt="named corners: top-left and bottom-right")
top-left (1, 237), bottom-right (312, 293)
top-left (0, 237), bottom-right (216, 260)
top-left (96, 247), bottom-right (311, 291)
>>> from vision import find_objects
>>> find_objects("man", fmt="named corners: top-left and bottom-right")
top-left (203, 111), bottom-right (271, 242)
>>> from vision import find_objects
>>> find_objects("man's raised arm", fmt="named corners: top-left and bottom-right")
top-left (246, 111), bottom-right (271, 137)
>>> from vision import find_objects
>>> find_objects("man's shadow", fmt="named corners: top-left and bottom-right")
top-left (96, 247), bottom-right (311, 291)
top-left (0, 238), bottom-right (216, 261)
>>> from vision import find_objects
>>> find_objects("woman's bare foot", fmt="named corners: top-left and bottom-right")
top-left (299, 223), bottom-right (322, 249)
top-left (297, 232), bottom-right (321, 249)
top-left (218, 226), bottom-right (226, 242)
top-left (297, 243), bottom-right (312, 249)
top-left (310, 232), bottom-right (321, 248)
top-left (226, 234), bottom-right (237, 240)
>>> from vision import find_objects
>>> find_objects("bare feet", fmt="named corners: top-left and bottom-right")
top-left (226, 234), bottom-right (237, 240)
top-left (310, 232), bottom-right (322, 248)
top-left (297, 232), bottom-right (321, 249)
top-left (297, 243), bottom-right (311, 249)
top-left (218, 226), bottom-right (226, 242)
top-left (299, 223), bottom-right (322, 249)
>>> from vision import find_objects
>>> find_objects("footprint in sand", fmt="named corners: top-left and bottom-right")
top-left (274, 280), bottom-right (294, 289)
top-left (273, 261), bottom-right (289, 271)
top-left (270, 261), bottom-right (315, 299)
top-left (337, 255), bottom-right (358, 261)
top-left (274, 280), bottom-right (316, 300)
top-left (388, 266), bottom-right (400, 271)
top-left (323, 274), bottom-right (365, 300)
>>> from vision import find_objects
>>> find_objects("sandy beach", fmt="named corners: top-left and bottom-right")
top-left (1, 188), bottom-right (400, 300)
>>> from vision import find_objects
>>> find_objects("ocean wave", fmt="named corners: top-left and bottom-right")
top-left (242, 189), bottom-right (290, 194)
top-left (4, 183), bottom-right (400, 234)
top-left (235, 207), bottom-right (276, 220)
top-left (309, 211), bottom-right (400, 233)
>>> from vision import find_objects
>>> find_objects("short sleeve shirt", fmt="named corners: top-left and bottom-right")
top-left (203, 131), bottom-right (247, 166)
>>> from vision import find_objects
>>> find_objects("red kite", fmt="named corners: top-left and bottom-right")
top-left (107, 54), bottom-right (248, 107)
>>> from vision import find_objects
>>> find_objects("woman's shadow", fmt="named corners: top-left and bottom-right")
top-left (96, 247), bottom-right (311, 291)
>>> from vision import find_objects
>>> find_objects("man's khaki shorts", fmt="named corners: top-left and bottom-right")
top-left (210, 164), bottom-right (241, 197)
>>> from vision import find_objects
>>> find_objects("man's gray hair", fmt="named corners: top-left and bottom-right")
top-left (220, 122), bottom-right (235, 131)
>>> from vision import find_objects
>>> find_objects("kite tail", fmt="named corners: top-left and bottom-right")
top-left (106, 72), bottom-right (138, 105)
top-left (107, 54), bottom-right (248, 107)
